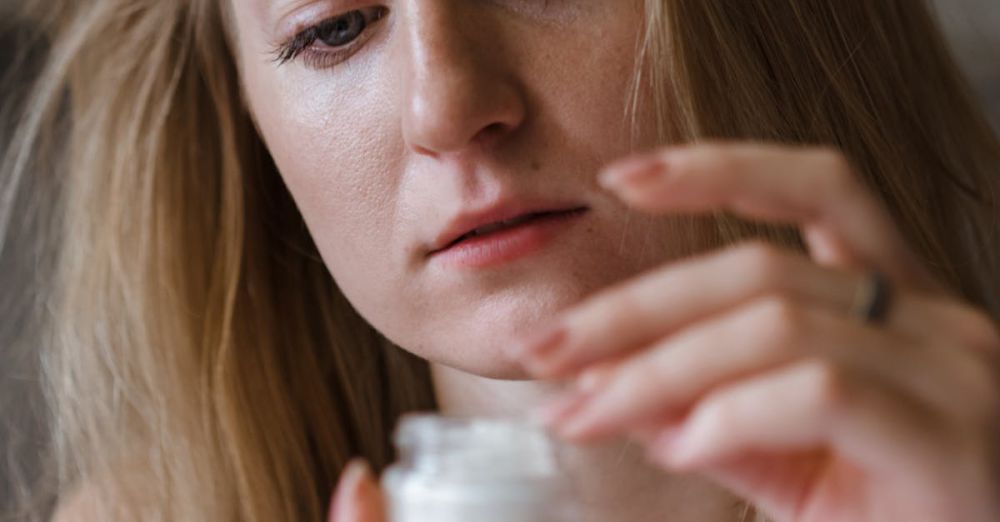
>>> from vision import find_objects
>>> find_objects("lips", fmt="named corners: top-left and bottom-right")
top-left (428, 202), bottom-right (589, 255)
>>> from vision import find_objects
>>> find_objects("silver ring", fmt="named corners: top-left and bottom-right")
top-left (850, 271), bottom-right (893, 325)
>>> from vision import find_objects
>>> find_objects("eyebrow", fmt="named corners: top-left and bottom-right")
top-left (264, 0), bottom-right (343, 40)
top-left (246, 0), bottom-right (306, 43)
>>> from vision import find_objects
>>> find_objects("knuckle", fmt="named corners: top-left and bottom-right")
top-left (802, 359), bottom-right (858, 415)
top-left (695, 393), bottom-right (740, 437)
top-left (619, 356), bottom-right (667, 398)
top-left (712, 152), bottom-right (745, 176)
top-left (681, 146), bottom-right (742, 176)
top-left (665, 148), bottom-right (702, 176)
top-left (733, 241), bottom-right (788, 287)
top-left (633, 361), bottom-right (665, 391)
top-left (812, 147), bottom-right (856, 194)
top-left (751, 295), bottom-right (808, 346)
top-left (812, 146), bottom-right (847, 165)
top-left (579, 284), bottom-right (646, 335)
top-left (606, 288), bottom-right (648, 327)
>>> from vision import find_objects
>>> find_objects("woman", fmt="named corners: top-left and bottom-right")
top-left (3, 0), bottom-right (999, 520)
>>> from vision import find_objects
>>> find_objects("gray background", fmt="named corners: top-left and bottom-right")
top-left (932, 0), bottom-right (1000, 130)
top-left (1, 1), bottom-right (998, 519)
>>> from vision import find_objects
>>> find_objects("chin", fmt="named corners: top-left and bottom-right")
top-left (382, 221), bottom-right (673, 380)
top-left (404, 293), bottom-right (578, 380)
top-left (426, 344), bottom-right (535, 380)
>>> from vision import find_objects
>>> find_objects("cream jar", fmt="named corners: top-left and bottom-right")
top-left (381, 414), bottom-right (581, 522)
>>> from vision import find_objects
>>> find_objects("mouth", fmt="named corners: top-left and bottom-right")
top-left (427, 205), bottom-right (590, 265)
top-left (435, 207), bottom-right (589, 253)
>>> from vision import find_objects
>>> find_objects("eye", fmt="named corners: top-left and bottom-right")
top-left (315, 11), bottom-right (367, 47)
top-left (274, 7), bottom-right (388, 68)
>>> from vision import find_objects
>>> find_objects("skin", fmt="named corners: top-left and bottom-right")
top-left (231, 0), bottom-right (689, 379)
top-left (229, 2), bottom-right (1000, 521)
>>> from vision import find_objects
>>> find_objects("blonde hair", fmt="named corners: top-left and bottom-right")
top-left (2, 0), bottom-right (997, 520)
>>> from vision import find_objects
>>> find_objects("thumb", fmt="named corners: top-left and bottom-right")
top-left (328, 459), bottom-right (387, 522)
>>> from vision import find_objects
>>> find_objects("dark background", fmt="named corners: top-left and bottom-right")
top-left (1, 5), bottom-right (53, 520)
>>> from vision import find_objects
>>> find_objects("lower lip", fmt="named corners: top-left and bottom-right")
top-left (429, 209), bottom-right (588, 270)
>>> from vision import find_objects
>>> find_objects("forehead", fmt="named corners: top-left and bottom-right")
top-left (240, 0), bottom-right (282, 22)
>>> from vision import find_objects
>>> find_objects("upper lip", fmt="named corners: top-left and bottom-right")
top-left (427, 199), bottom-right (589, 255)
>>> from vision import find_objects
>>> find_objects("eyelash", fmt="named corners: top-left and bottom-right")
top-left (273, 7), bottom-right (388, 70)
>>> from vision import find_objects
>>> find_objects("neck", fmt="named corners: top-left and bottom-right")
top-left (431, 363), bottom-right (744, 522)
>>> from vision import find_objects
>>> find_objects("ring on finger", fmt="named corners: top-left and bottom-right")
top-left (850, 271), bottom-right (894, 326)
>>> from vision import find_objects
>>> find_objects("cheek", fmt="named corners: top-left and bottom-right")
top-left (515, 6), bottom-right (654, 159)
top-left (241, 61), bottom-right (403, 294)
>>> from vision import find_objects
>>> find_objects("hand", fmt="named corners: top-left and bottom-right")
top-left (512, 144), bottom-right (1000, 522)
top-left (328, 460), bottom-right (386, 522)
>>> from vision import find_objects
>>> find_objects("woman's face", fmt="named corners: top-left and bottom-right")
top-left (230, 1), bottom-right (686, 378)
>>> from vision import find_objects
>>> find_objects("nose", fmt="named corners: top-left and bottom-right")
top-left (399, 2), bottom-right (527, 158)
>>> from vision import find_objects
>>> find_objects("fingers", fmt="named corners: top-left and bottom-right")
top-left (538, 298), bottom-right (833, 441)
top-left (642, 360), bottom-right (996, 522)
top-left (539, 297), bottom-right (977, 444)
top-left (641, 360), bottom-right (968, 522)
top-left (516, 242), bottom-right (849, 378)
top-left (644, 359), bottom-right (948, 477)
top-left (514, 241), bottom-right (973, 380)
top-left (691, 452), bottom-right (830, 522)
top-left (599, 143), bottom-right (938, 290)
top-left (329, 460), bottom-right (386, 522)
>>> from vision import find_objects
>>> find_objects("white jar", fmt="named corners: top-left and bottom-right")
top-left (381, 414), bottom-right (581, 522)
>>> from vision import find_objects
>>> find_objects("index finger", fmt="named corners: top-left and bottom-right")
top-left (600, 143), bottom-right (939, 291)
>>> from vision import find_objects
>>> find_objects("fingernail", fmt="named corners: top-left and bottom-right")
top-left (332, 459), bottom-right (373, 518)
top-left (599, 154), bottom-right (668, 188)
top-left (351, 461), bottom-right (375, 502)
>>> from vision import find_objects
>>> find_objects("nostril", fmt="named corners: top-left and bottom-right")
top-left (474, 122), bottom-right (510, 146)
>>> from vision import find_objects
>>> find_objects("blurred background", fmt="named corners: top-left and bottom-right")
top-left (0, 0), bottom-right (997, 520)
top-left (933, 0), bottom-right (1000, 130)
